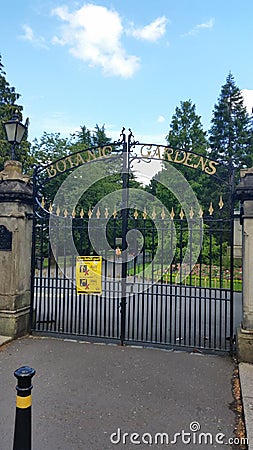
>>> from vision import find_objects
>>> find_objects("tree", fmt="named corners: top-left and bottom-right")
top-left (209, 72), bottom-right (253, 168)
top-left (149, 100), bottom-right (211, 213)
top-left (0, 54), bottom-right (32, 171)
top-left (31, 125), bottom-right (122, 211)
top-left (166, 99), bottom-right (208, 154)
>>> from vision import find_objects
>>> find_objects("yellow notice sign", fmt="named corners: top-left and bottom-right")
top-left (76, 256), bottom-right (102, 295)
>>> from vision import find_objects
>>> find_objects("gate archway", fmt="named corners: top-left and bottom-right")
top-left (30, 129), bottom-right (240, 353)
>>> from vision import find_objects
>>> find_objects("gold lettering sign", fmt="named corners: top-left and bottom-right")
top-left (44, 144), bottom-right (219, 180)
top-left (45, 146), bottom-right (113, 179)
top-left (140, 145), bottom-right (219, 175)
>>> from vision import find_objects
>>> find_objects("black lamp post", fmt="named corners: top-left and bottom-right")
top-left (3, 110), bottom-right (28, 160)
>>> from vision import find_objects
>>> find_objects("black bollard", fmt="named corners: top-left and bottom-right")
top-left (13, 366), bottom-right (36, 450)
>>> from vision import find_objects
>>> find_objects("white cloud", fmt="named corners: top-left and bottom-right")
top-left (157, 115), bottom-right (166, 123)
top-left (241, 89), bottom-right (253, 115)
top-left (51, 4), bottom-right (140, 78)
top-left (196, 18), bottom-right (214, 30)
top-left (20, 25), bottom-right (34, 41)
top-left (19, 24), bottom-right (48, 48)
top-left (182, 18), bottom-right (214, 37)
top-left (128, 16), bottom-right (168, 42)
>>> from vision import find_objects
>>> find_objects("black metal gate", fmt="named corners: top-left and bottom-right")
top-left (30, 130), bottom-right (239, 353)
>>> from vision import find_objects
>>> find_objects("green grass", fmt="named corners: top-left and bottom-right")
top-left (39, 258), bottom-right (243, 292)
top-left (127, 265), bottom-right (242, 292)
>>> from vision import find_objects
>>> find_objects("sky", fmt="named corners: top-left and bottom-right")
top-left (1, 0), bottom-right (253, 145)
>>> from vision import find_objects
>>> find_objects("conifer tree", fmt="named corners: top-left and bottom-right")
top-left (166, 99), bottom-right (208, 154)
top-left (157, 99), bottom-right (211, 210)
top-left (209, 72), bottom-right (253, 168)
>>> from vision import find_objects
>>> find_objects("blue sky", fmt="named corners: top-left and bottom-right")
top-left (1, 0), bottom-right (253, 144)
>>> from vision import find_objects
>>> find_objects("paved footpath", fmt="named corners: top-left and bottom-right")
top-left (0, 336), bottom-right (240, 449)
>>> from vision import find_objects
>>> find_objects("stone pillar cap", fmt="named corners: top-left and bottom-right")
top-left (236, 167), bottom-right (253, 201)
top-left (0, 160), bottom-right (30, 183)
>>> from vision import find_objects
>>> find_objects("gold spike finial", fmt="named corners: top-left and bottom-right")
top-left (151, 207), bottom-right (156, 220)
top-left (105, 207), bottom-right (109, 219)
top-left (49, 203), bottom-right (53, 214)
top-left (134, 209), bottom-right (138, 220)
top-left (161, 207), bottom-right (166, 220)
top-left (113, 207), bottom-right (117, 219)
top-left (64, 209), bottom-right (68, 218)
top-left (199, 206), bottom-right (204, 218)
top-left (143, 207), bottom-right (147, 220)
top-left (41, 197), bottom-right (45, 208)
top-left (96, 207), bottom-right (101, 219)
top-left (88, 207), bottom-right (92, 219)
top-left (189, 207), bottom-right (194, 219)
top-left (219, 195), bottom-right (224, 210)
top-left (170, 207), bottom-right (175, 220)
top-left (80, 208), bottom-right (84, 218)
top-left (56, 205), bottom-right (60, 216)
top-left (179, 208), bottom-right (184, 220)
top-left (209, 202), bottom-right (214, 216)
top-left (72, 208), bottom-right (76, 218)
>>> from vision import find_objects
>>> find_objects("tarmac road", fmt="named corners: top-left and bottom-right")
top-left (0, 336), bottom-right (238, 450)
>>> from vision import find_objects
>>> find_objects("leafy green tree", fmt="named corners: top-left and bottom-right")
top-left (209, 72), bottom-right (253, 168)
top-left (32, 126), bottom-right (122, 211)
top-left (0, 54), bottom-right (32, 171)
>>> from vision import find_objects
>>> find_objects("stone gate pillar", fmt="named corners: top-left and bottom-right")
top-left (236, 167), bottom-right (253, 362)
top-left (0, 161), bottom-right (33, 339)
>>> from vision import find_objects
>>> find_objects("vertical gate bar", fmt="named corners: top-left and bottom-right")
top-left (103, 280), bottom-right (107, 337)
top-left (174, 277), bottom-right (177, 345)
top-left (142, 219), bottom-right (146, 281)
top-left (189, 218), bottom-right (193, 347)
top-left (178, 218), bottom-right (183, 343)
top-left (219, 216), bottom-right (223, 289)
top-left (169, 219), bottom-right (174, 344)
top-left (46, 220), bottom-right (51, 332)
top-left (151, 220), bottom-right (155, 284)
top-left (141, 219), bottom-right (146, 341)
top-left (198, 218), bottom-right (203, 348)
top-left (229, 187), bottom-right (235, 352)
top-left (42, 221), bottom-right (47, 331)
top-left (213, 221), bottom-right (217, 349)
top-left (150, 281), bottom-right (154, 343)
top-left (155, 282), bottom-right (159, 343)
top-left (131, 288), bottom-right (135, 341)
top-left (208, 223), bottom-right (213, 348)
top-left (113, 218), bottom-right (116, 280)
top-left (149, 220), bottom-right (156, 343)
top-left (146, 284), bottom-right (150, 343)
top-left (120, 134), bottom-right (129, 345)
top-left (218, 207), bottom-right (223, 349)
top-left (70, 253), bottom-right (75, 334)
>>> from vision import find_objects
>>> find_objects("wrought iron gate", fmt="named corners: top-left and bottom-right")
top-left (30, 129), bottom-right (239, 353)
